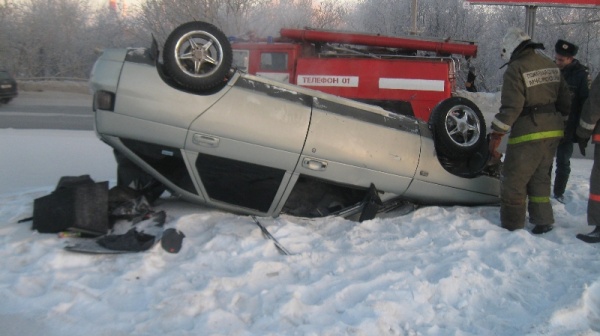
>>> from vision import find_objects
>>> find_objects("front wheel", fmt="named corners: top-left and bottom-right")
top-left (429, 97), bottom-right (486, 159)
top-left (163, 21), bottom-right (233, 92)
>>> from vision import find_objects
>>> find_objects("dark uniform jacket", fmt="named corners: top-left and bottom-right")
top-left (562, 59), bottom-right (590, 143)
top-left (491, 45), bottom-right (571, 144)
top-left (577, 74), bottom-right (600, 143)
top-left (576, 73), bottom-right (600, 226)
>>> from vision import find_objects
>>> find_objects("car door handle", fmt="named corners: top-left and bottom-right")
top-left (192, 133), bottom-right (220, 147)
top-left (302, 158), bottom-right (327, 171)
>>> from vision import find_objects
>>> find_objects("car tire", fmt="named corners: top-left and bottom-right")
top-left (429, 97), bottom-right (486, 159)
top-left (163, 21), bottom-right (233, 91)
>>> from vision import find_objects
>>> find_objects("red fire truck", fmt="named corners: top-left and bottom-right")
top-left (231, 28), bottom-right (484, 159)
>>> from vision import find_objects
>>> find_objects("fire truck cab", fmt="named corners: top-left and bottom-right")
top-left (231, 28), bottom-right (484, 161)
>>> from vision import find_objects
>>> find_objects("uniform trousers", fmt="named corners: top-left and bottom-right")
top-left (501, 138), bottom-right (560, 230)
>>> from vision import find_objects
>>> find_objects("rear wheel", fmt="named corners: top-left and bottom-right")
top-left (163, 21), bottom-right (233, 92)
top-left (430, 97), bottom-right (486, 159)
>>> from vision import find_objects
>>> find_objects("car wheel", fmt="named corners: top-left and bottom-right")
top-left (163, 21), bottom-right (233, 91)
top-left (430, 97), bottom-right (486, 159)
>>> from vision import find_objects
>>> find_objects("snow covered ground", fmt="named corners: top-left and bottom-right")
top-left (1, 90), bottom-right (600, 335)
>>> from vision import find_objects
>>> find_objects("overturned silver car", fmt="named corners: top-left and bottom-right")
top-left (89, 21), bottom-right (499, 220)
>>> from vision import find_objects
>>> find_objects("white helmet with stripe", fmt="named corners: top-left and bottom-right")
top-left (501, 27), bottom-right (531, 61)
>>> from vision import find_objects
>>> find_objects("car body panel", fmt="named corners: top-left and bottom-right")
top-left (188, 79), bottom-right (312, 156)
top-left (92, 48), bottom-right (233, 149)
top-left (407, 135), bottom-right (500, 204)
top-left (89, 48), bottom-right (128, 95)
top-left (299, 104), bottom-right (419, 197)
top-left (95, 110), bottom-right (190, 150)
top-left (114, 61), bottom-right (232, 131)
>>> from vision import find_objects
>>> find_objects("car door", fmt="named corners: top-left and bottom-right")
top-left (294, 96), bottom-right (421, 201)
top-left (184, 75), bottom-right (311, 216)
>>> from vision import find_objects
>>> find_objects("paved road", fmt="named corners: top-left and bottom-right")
top-left (0, 90), bottom-right (93, 130)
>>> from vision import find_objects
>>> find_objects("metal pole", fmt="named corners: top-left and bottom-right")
top-left (525, 6), bottom-right (537, 39)
top-left (411, 0), bottom-right (418, 35)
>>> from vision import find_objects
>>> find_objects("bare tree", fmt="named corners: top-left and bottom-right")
top-left (135, 0), bottom-right (349, 44)
top-left (89, 5), bottom-right (147, 50)
top-left (137, 0), bottom-right (272, 43)
top-left (7, 0), bottom-right (95, 78)
top-left (353, 0), bottom-right (412, 35)
top-left (311, 0), bottom-right (350, 30)
top-left (0, 1), bottom-right (19, 73)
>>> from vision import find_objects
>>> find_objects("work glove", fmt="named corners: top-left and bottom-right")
top-left (487, 132), bottom-right (504, 166)
top-left (575, 135), bottom-right (590, 156)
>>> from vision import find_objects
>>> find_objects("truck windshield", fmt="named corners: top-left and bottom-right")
top-left (233, 50), bottom-right (249, 72)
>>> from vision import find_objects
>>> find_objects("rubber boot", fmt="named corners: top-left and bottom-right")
top-left (532, 224), bottom-right (553, 234)
top-left (576, 226), bottom-right (600, 243)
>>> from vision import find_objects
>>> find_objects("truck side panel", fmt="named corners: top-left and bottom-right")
top-left (295, 57), bottom-right (454, 121)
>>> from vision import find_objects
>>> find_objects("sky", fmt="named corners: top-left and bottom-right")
top-left (1, 88), bottom-right (600, 335)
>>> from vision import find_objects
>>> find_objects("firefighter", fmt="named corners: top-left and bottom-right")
top-left (488, 27), bottom-right (571, 234)
top-left (575, 73), bottom-right (600, 243)
top-left (552, 39), bottom-right (590, 204)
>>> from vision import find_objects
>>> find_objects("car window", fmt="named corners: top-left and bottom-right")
top-left (0, 72), bottom-right (11, 80)
top-left (196, 153), bottom-right (285, 213)
top-left (282, 175), bottom-right (366, 217)
top-left (260, 52), bottom-right (288, 71)
top-left (121, 139), bottom-right (198, 195)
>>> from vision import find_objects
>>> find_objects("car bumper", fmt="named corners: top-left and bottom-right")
top-left (0, 89), bottom-right (17, 99)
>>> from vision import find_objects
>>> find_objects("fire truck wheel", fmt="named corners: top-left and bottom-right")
top-left (430, 97), bottom-right (486, 159)
top-left (163, 21), bottom-right (233, 92)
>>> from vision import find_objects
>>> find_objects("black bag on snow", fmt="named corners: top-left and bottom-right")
top-left (32, 175), bottom-right (109, 236)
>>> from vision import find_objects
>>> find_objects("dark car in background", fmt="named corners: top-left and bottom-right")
top-left (0, 69), bottom-right (17, 104)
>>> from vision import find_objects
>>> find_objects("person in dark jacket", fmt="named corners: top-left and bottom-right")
top-left (553, 39), bottom-right (590, 204)
top-left (575, 74), bottom-right (600, 243)
top-left (466, 66), bottom-right (477, 92)
top-left (489, 28), bottom-right (571, 234)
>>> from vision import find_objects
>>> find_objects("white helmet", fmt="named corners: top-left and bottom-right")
top-left (501, 27), bottom-right (531, 61)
